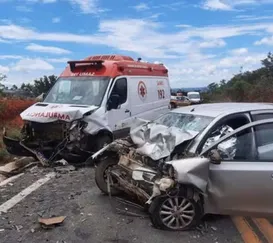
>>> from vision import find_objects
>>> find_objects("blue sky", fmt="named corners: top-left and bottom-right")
top-left (0, 0), bottom-right (273, 87)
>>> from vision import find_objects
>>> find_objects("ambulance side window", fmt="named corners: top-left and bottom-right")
top-left (111, 78), bottom-right (127, 105)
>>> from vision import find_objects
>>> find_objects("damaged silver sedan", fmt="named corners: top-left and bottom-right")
top-left (93, 103), bottom-right (273, 231)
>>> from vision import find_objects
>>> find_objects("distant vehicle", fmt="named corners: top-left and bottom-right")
top-left (187, 91), bottom-right (201, 104)
top-left (170, 95), bottom-right (191, 109)
top-left (3, 54), bottom-right (171, 164)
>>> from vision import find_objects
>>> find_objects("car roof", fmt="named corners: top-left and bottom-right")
top-left (171, 102), bottom-right (273, 118)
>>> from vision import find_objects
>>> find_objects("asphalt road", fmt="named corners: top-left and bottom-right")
top-left (0, 165), bottom-right (269, 243)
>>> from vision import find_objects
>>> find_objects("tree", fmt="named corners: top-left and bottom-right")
top-left (20, 75), bottom-right (58, 97)
top-left (203, 52), bottom-right (273, 103)
top-left (0, 74), bottom-right (7, 94)
top-left (32, 75), bottom-right (57, 96)
top-left (11, 85), bottom-right (18, 90)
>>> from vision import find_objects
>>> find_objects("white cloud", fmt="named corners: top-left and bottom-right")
top-left (46, 57), bottom-right (70, 63)
top-left (218, 53), bottom-right (264, 67)
top-left (52, 17), bottom-right (61, 23)
top-left (234, 15), bottom-right (273, 21)
top-left (175, 24), bottom-right (192, 28)
top-left (0, 21), bottom-right (272, 60)
top-left (133, 3), bottom-right (149, 11)
top-left (0, 65), bottom-right (9, 74)
top-left (15, 5), bottom-right (32, 12)
top-left (12, 58), bottom-right (54, 72)
top-left (0, 55), bottom-right (22, 60)
top-left (0, 17), bottom-right (272, 87)
top-left (68, 0), bottom-right (106, 14)
top-left (26, 43), bottom-right (71, 54)
top-left (255, 36), bottom-right (273, 45)
top-left (202, 0), bottom-right (273, 11)
top-left (25, 0), bottom-right (57, 3)
top-left (202, 0), bottom-right (232, 11)
top-left (230, 48), bottom-right (248, 55)
top-left (199, 39), bottom-right (226, 48)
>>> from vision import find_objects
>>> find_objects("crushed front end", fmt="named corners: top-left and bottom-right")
top-left (3, 102), bottom-right (100, 165)
top-left (94, 119), bottom-right (212, 231)
top-left (3, 119), bottom-right (92, 165)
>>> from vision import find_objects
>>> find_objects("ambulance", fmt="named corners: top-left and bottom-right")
top-left (3, 55), bottom-right (171, 164)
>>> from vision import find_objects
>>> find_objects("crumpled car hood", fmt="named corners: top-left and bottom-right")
top-left (21, 103), bottom-right (98, 123)
top-left (129, 118), bottom-right (199, 161)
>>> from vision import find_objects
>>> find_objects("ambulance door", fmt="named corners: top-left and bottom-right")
top-left (107, 77), bottom-right (132, 139)
top-left (129, 77), bottom-right (169, 121)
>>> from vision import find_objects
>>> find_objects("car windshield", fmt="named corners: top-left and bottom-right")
top-left (44, 76), bottom-right (110, 106)
top-left (154, 112), bottom-right (213, 133)
top-left (188, 93), bottom-right (200, 99)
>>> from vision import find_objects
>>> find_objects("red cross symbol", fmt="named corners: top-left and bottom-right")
top-left (140, 85), bottom-right (146, 97)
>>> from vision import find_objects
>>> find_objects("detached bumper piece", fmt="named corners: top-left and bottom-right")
top-left (2, 135), bottom-right (34, 157)
top-left (3, 133), bottom-right (49, 166)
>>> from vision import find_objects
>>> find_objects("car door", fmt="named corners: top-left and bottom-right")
top-left (201, 119), bottom-right (273, 217)
top-left (107, 77), bottom-right (131, 138)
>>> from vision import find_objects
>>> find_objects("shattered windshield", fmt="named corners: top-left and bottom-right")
top-left (154, 112), bottom-right (213, 133)
top-left (44, 76), bottom-right (110, 106)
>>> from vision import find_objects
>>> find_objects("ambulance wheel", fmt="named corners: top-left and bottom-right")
top-left (149, 195), bottom-right (202, 231)
top-left (95, 135), bottom-right (112, 151)
top-left (95, 157), bottom-right (121, 196)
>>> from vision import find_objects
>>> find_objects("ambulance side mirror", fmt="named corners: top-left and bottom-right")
top-left (107, 94), bottom-right (120, 110)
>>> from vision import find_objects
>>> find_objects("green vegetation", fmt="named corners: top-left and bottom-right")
top-left (0, 75), bottom-right (57, 98)
top-left (202, 52), bottom-right (273, 103)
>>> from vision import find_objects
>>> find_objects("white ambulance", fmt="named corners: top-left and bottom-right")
top-left (3, 55), bottom-right (171, 163)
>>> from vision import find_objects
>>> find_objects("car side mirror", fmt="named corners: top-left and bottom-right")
top-left (107, 94), bottom-right (120, 110)
top-left (208, 149), bottom-right (221, 164)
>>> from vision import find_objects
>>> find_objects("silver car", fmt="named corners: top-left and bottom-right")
top-left (93, 103), bottom-right (273, 231)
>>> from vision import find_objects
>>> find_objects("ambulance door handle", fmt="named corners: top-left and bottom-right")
top-left (125, 109), bottom-right (130, 113)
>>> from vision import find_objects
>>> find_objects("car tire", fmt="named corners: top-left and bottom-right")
top-left (95, 156), bottom-right (121, 196)
top-left (170, 103), bottom-right (176, 109)
top-left (149, 195), bottom-right (203, 231)
top-left (94, 135), bottom-right (112, 151)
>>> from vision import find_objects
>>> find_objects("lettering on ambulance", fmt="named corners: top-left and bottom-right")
top-left (138, 81), bottom-right (147, 101)
top-left (26, 112), bottom-right (71, 121)
top-left (71, 72), bottom-right (95, 76)
top-left (157, 80), bottom-right (165, 99)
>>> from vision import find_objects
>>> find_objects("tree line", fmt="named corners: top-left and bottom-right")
top-left (1, 52), bottom-right (273, 102)
top-left (202, 52), bottom-right (273, 103)
top-left (0, 75), bottom-right (57, 97)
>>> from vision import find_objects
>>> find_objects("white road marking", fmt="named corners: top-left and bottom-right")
top-left (0, 172), bottom-right (56, 213)
top-left (0, 173), bottom-right (24, 187)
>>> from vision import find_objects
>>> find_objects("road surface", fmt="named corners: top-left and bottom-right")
top-left (0, 165), bottom-right (272, 243)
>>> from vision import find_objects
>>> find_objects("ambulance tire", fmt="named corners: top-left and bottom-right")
top-left (94, 135), bottom-right (113, 151)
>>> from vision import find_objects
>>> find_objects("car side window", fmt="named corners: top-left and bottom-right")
top-left (252, 113), bottom-right (273, 121)
top-left (212, 128), bottom-right (254, 161)
top-left (111, 78), bottom-right (127, 105)
top-left (254, 123), bottom-right (273, 161)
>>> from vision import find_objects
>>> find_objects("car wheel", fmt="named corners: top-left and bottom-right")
top-left (149, 195), bottom-right (202, 231)
top-left (95, 157), bottom-right (121, 196)
top-left (170, 103), bottom-right (176, 109)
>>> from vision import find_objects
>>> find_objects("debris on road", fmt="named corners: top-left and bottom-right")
top-left (54, 165), bottom-right (76, 174)
top-left (0, 157), bottom-right (37, 183)
top-left (38, 216), bottom-right (66, 228)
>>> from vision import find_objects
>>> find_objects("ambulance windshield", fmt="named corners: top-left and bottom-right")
top-left (44, 76), bottom-right (110, 106)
